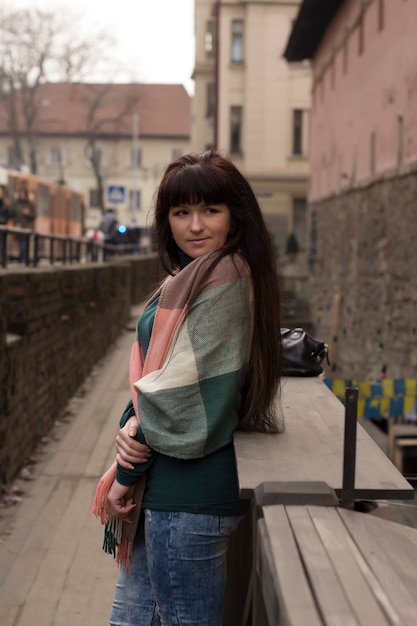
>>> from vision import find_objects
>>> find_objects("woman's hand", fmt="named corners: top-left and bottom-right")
top-left (116, 416), bottom-right (152, 469)
top-left (107, 481), bottom-right (136, 520)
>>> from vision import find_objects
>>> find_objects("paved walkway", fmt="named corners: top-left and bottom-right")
top-left (1, 304), bottom-right (416, 625)
top-left (0, 307), bottom-right (143, 626)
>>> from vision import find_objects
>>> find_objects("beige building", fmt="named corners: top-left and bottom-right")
top-left (192, 0), bottom-right (311, 260)
top-left (0, 82), bottom-right (191, 231)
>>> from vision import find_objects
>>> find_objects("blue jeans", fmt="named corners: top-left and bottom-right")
top-left (110, 510), bottom-right (242, 626)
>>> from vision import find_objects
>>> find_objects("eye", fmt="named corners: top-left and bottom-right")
top-left (171, 207), bottom-right (188, 217)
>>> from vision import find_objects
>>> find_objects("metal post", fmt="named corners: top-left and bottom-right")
top-left (342, 386), bottom-right (358, 508)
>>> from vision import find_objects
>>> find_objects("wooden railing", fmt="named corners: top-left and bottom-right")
top-left (0, 225), bottom-right (146, 268)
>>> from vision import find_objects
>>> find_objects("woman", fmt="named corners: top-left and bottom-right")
top-left (94, 150), bottom-right (283, 626)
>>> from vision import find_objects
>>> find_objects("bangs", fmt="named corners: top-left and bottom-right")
top-left (161, 162), bottom-right (232, 208)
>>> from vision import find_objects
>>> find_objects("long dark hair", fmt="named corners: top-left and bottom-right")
top-left (153, 150), bottom-right (283, 432)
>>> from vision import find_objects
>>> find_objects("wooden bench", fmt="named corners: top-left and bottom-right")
top-left (257, 504), bottom-right (417, 625)
top-left (222, 378), bottom-right (415, 626)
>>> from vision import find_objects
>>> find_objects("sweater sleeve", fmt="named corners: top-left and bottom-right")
top-left (116, 400), bottom-right (157, 485)
top-left (116, 424), bottom-right (156, 485)
top-left (119, 399), bottom-right (135, 427)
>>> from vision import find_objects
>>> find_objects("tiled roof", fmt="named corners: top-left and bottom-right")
top-left (0, 82), bottom-right (191, 138)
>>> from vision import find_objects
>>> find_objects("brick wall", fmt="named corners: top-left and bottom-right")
top-left (0, 255), bottom-right (160, 484)
top-left (308, 166), bottom-right (417, 380)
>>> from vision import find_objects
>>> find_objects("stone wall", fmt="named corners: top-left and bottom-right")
top-left (0, 255), bottom-right (160, 484)
top-left (308, 165), bottom-right (417, 380)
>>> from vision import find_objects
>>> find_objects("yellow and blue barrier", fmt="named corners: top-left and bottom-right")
top-left (324, 378), bottom-right (417, 420)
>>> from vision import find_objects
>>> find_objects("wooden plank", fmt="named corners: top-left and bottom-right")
top-left (285, 506), bottom-right (366, 626)
top-left (339, 508), bottom-right (417, 625)
top-left (260, 506), bottom-right (322, 626)
top-left (290, 506), bottom-right (391, 625)
top-left (257, 520), bottom-right (285, 626)
top-left (234, 377), bottom-right (413, 500)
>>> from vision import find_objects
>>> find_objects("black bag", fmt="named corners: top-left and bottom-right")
top-left (281, 328), bottom-right (329, 377)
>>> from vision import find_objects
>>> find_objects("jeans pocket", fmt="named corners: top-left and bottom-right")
top-left (219, 514), bottom-right (243, 536)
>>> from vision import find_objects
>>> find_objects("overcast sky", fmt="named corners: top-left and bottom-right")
top-left (10, 0), bottom-right (196, 93)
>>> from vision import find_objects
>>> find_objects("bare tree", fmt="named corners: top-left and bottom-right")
top-left (82, 84), bottom-right (141, 213)
top-left (0, 5), bottom-right (116, 173)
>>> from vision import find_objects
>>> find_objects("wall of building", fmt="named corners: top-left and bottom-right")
top-left (308, 163), bottom-right (417, 380)
top-left (0, 134), bottom-right (190, 231)
top-left (0, 255), bottom-right (160, 484)
top-left (217, 1), bottom-right (309, 176)
top-left (192, 0), bottom-right (216, 152)
top-left (310, 0), bottom-right (417, 200)
top-left (192, 0), bottom-right (311, 261)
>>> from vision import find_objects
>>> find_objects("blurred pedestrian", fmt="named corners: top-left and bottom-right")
top-left (11, 187), bottom-right (36, 263)
top-left (99, 208), bottom-right (118, 244)
top-left (0, 185), bottom-right (10, 259)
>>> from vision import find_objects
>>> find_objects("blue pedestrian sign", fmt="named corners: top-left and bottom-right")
top-left (107, 185), bottom-right (126, 204)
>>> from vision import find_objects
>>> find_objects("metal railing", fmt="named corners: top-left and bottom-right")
top-left (0, 225), bottom-right (147, 268)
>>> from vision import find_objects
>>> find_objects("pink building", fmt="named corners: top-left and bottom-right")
top-left (285, 0), bottom-right (417, 200)
top-left (283, 0), bottom-right (417, 380)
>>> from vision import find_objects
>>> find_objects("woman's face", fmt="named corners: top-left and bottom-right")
top-left (168, 203), bottom-right (231, 259)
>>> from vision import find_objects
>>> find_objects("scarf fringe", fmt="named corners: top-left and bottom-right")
top-left (91, 461), bottom-right (133, 570)
top-left (115, 536), bottom-right (134, 573)
top-left (90, 461), bottom-right (117, 524)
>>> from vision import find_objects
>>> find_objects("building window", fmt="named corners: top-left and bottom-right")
top-left (293, 198), bottom-right (307, 249)
top-left (330, 59), bottom-right (335, 90)
top-left (231, 19), bottom-right (244, 63)
top-left (205, 20), bottom-right (215, 57)
top-left (319, 78), bottom-right (324, 103)
top-left (343, 37), bottom-right (348, 74)
top-left (131, 147), bottom-right (142, 168)
top-left (70, 195), bottom-right (83, 222)
top-left (172, 148), bottom-right (183, 160)
top-left (206, 83), bottom-right (215, 118)
top-left (89, 189), bottom-right (100, 207)
top-left (351, 142), bottom-right (357, 182)
top-left (370, 130), bottom-right (376, 175)
top-left (230, 106), bottom-right (243, 154)
top-left (358, 14), bottom-right (364, 55)
top-left (50, 145), bottom-right (64, 167)
top-left (378, 0), bottom-right (384, 31)
top-left (292, 109), bottom-right (304, 156)
top-left (129, 189), bottom-right (141, 211)
top-left (86, 145), bottom-right (102, 167)
top-left (397, 115), bottom-right (404, 166)
top-left (7, 146), bottom-right (19, 169)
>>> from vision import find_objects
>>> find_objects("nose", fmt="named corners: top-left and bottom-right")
top-left (190, 212), bottom-right (203, 232)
